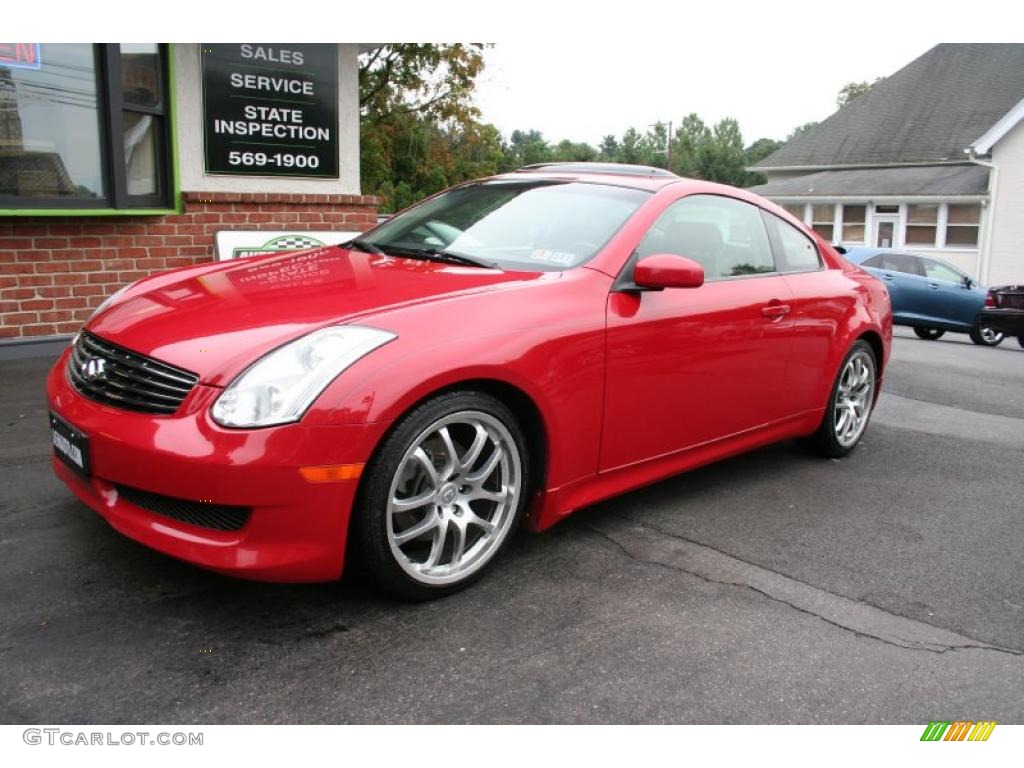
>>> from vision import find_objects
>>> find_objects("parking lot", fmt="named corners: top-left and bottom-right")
top-left (1, 327), bottom-right (1022, 724)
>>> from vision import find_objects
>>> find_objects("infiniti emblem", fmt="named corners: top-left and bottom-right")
top-left (81, 357), bottom-right (107, 379)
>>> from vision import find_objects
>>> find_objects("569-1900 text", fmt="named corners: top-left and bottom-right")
top-left (227, 151), bottom-right (320, 170)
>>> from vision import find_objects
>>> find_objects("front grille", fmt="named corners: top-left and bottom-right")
top-left (116, 484), bottom-right (251, 531)
top-left (68, 332), bottom-right (199, 415)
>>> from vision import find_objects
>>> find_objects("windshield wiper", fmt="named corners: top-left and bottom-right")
top-left (344, 238), bottom-right (384, 255)
top-left (373, 244), bottom-right (500, 270)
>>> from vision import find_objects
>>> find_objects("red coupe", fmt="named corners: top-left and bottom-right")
top-left (47, 163), bottom-right (892, 599)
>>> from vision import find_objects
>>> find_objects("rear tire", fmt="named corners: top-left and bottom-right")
top-left (969, 322), bottom-right (1005, 346)
top-left (913, 327), bottom-right (945, 341)
top-left (350, 390), bottom-right (531, 601)
top-left (1018, 336), bottom-right (1024, 349)
top-left (796, 340), bottom-right (877, 459)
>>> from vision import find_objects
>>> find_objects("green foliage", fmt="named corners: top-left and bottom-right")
top-left (836, 77), bottom-right (883, 108)
top-left (358, 46), bottom-right (853, 210)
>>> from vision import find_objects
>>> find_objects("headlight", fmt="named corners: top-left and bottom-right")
top-left (88, 283), bottom-right (134, 322)
top-left (211, 325), bottom-right (396, 428)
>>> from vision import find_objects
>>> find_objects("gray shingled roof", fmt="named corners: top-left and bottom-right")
top-left (747, 164), bottom-right (990, 198)
top-left (754, 44), bottom-right (1024, 169)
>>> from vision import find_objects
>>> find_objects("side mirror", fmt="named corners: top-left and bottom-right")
top-left (633, 253), bottom-right (705, 290)
top-left (963, 275), bottom-right (974, 289)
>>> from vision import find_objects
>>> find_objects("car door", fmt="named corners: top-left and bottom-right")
top-left (600, 194), bottom-right (795, 472)
top-left (919, 257), bottom-right (980, 329)
top-left (872, 252), bottom-right (933, 325)
top-left (764, 212), bottom-right (847, 416)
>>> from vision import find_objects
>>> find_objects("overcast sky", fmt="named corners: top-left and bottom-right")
top-left (473, 37), bottom-right (956, 147)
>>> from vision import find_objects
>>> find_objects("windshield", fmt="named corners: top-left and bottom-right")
top-left (359, 180), bottom-right (650, 271)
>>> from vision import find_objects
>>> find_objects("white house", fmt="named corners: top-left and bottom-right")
top-left (748, 44), bottom-right (1024, 285)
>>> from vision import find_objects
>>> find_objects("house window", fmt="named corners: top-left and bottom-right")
top-left (840, 204), bottom-right (866, 244)
top-left (0, 43), bottom-right (173, 210)
top-left (945, 204), bottom-right (980, 247)
top-left (905, 204), bottom-right (939, 246)
top-left (781, 204), bottom-right (805, 222)
top-left (810, 204), bottom-right (834, 240)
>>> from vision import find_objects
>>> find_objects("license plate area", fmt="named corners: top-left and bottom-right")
top-left (50, 411), bottom-right (91, 478)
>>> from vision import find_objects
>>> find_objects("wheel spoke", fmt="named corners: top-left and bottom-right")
top-left (392, 489), bottom-right (435, 513)
top-left (467, 446), bottom-right (502, 484)
top-left (394, 511), bottom-right (439, 546)
top-left (411, 447), bottom-right (441, 488)
top-left (436, 426), bottom-right (458, 479)
top-left (449, 521), bottom-right (467, 568)
top-left (463, 508), bottom-right (496, 535)
top-left (469, 487), bottom-right (507, 504)
top-left (423, 517), bottom-right (449, 569)
top-left (460, 423), bottom-right (489, 473)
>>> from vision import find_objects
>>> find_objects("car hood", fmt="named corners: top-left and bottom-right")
top-left (87, 247), bottom-right (545, 386)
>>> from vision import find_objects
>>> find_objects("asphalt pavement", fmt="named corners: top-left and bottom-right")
top-left (1, 327), bottom-right (1022, 724)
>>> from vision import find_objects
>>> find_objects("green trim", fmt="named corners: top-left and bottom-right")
top-left (0, 208), bottom-right (177, 218)
top-left (0, 44), bottom-right (183, 219)
top-left (167, 44), bottom-right (183, 213)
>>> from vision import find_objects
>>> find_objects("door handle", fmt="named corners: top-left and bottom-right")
top-left (762, 303), bottom-right (791, 320)
top-left (928, 282), bottom-right (940, 289)
top-left (881, 273), bottom-right (894, 280)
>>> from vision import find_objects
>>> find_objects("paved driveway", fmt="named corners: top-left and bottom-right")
top-left (1, 328), bottom-right (1021, 723)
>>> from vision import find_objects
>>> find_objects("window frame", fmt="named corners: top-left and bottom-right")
top-left (762, 210), bottom-right (824, 275)
top-left (614, 193), bottom-right (782, 291)
top-left (0, 43), bottom-right (175, 213)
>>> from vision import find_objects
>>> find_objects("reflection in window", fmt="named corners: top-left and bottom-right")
top-left (124, 112), bottom-right (157, 196)
top-left (840, 204), bottom-right (866, 244)
top-left (0, 44), bottom-right (104, 198)
top-left (906, 204), bottom-right (938, 246)
top-left (945, 204), bottom-right (980, 247)
top-left (811, 204), bottom-right (834, 240)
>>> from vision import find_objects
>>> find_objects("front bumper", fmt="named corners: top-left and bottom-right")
top-left (978, 308), bottom-right (1024, 337)
top-left (47, 347), bottom-right (390, 582)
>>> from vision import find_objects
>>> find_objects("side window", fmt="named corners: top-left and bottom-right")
top-left (636, 195), bottom-right (776, 280)
top-left (881, 253), bottom-right (922, 275)
top-left (770, 214), bottom-right (823, 272)
top-left (921, 259), bottom-right (963, 283)
top-left (862, 255), bottom-right (884, 268)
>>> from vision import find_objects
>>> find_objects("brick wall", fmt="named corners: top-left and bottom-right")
top-left (0, 191), bottom-right (379, 340)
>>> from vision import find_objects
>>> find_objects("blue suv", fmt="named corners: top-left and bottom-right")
top-left (845, 248), bottom-right (1005, 346)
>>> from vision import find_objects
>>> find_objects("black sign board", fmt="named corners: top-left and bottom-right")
top-left (201, 44), bottom-right (338, 178)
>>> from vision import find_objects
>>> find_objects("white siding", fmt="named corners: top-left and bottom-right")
top-left (988, 122), bottom-right (1024, 285)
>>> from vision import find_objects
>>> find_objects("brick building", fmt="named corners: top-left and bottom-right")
top-left (1, 43), bottom-right (378, 342)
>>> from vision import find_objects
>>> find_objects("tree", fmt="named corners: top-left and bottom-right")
top-left (695, 118), bottom-right (747, 186)
top-left (742, 137), bottom-right (784, 186)
top-left (598, 134), bottom-right (620, 161)
top-left (787, 121), bottom-right (819, 142)
top-left (671, 113), bottom-right (710, 177)
top-left (359, 44), bottom-right (487, 123)
top-left (836, 77), bottom-right (883, 108)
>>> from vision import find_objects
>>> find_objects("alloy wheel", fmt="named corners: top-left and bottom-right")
top-left (834, 350), bottom-right (875, 448)
top-left (385, 410), bottom-right (522, 586)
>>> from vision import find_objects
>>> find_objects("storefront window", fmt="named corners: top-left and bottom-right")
top-left (945, 204), bottom-right (980, 247)
top-left (840, 204), bottom-right (866, 244)
top-left (0, 44), bottom-right (104, 200)
top-left (905, 204), bottom-right (938, 246)
top-left (810, 204), bottom-right (834, 240)
top-left (0, 43), bottom-right (172, 210)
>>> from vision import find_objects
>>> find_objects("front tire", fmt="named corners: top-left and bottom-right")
top-left (797, 340), bottom-right (877, 459)
top-left (351, 391), bottom-right (530, 600)
top-left (1018, 336), bottom-right (1024, 349)
top-left (969, 322), bottom-right (1005, 346)
top-left (913, 326), bottom-right (945, 341)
